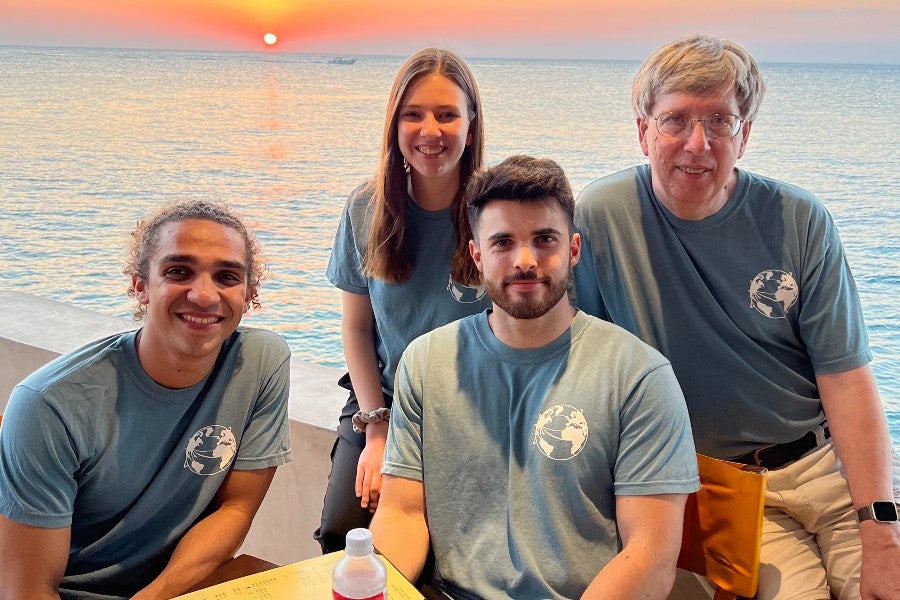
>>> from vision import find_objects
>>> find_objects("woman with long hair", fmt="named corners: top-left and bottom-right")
top-left (315, 48), bottom-right (490, 552)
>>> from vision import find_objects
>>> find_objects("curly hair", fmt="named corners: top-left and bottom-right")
top-left (124, 200), bottom-right (265, 320)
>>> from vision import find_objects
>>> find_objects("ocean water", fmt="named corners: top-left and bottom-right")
top-left (0, 46), bottom-right (897, 444)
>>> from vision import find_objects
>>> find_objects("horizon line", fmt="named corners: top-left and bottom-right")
top-left (2, 42), bottom-right (898, 68)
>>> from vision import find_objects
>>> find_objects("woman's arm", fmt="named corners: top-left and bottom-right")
top-left (342, 290), bottom-right (390, 511)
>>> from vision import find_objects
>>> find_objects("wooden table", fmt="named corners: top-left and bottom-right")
top-left (173, 552), bottom-right (426, 599)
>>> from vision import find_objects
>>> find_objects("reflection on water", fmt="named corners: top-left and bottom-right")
top-left (0, 48), bottom-right (897, 445)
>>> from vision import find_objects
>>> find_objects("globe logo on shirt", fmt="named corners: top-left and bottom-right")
top-left (184, 425), bottom-right (237, 475)
top-left (447, 275), bottom-right (487, 304)
top-left (748, 269), bottom-right (799, 319)
top-left (532, 404), bottom-right (589, 460)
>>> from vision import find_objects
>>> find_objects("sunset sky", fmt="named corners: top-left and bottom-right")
top-left (1, 0), bottom-right (897, 64)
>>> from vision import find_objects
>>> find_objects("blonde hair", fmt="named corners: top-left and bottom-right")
top-left (632, 34), bottom-right (766, 121)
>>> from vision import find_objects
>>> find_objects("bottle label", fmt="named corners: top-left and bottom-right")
top-left (332, 592), bottom-right (385, 600)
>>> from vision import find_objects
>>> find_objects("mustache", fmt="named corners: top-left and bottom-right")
top-left (503, 272), bottom-right (548, 285)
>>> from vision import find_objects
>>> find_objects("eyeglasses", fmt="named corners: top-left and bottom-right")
top-left (653, 112), bottom-right (743, 140)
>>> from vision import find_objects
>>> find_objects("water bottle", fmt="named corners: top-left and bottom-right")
top-left (332, 528), bottom-right (388, 600)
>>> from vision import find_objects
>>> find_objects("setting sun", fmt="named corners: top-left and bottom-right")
top-left (263, 32), bottom-right (277, 46)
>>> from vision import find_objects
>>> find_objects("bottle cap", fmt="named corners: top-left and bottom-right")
top-left (345, 528), bottom-right (374, 556)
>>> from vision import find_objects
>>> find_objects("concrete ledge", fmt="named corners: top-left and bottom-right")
top-left (0, 289), bottom-right (343, 563)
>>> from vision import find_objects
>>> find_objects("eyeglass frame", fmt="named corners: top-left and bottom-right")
top-left (652, 112), bottom-right (744, 140)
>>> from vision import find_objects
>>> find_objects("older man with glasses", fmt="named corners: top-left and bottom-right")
top-left (574, 34), bottom-right (899, 600)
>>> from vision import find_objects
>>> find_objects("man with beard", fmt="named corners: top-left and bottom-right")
top-left (370, 155), bottom-right (699, 600)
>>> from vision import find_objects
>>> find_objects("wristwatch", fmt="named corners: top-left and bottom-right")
top-left (856, 501), bottom-right (900, 523)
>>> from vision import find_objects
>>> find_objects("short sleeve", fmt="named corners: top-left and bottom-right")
top-left (795, 205), bottom-right (871, 374)
top-left (0, 385), bottom-right (78, 527)
top-left (233, 334), bottom-right (293, 470)
top-left (326, 188), bottom-right (371, 295)
top-left (381, 348), bottom-right (425, 481)
top-left (613, 363), bottom-right (699, 495)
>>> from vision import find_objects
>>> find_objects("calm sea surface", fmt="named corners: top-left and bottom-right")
top-left (0, 46), bottom-right (897, 444)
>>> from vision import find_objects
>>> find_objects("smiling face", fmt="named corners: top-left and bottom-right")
top-left (397, 73), bottom-right (473, 187)
top-left (469, 199), bottom-right (579, 321)
top-left (638, 90), bottom-right (752, 220)
top-left (132, 219), bottom-right (251, 385)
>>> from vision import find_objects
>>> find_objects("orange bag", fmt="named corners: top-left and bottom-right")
top-left (677, 453), bottom-right (767, 599)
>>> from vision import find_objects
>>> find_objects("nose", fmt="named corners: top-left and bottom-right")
top-left (683, 120), bottom-right (710, 154)
top-left (421, 112), bottom-right (440, 137)
top-left (187, 274), bottom-right (218, 307)
top-left (514, 245), bottom-right (537, 272)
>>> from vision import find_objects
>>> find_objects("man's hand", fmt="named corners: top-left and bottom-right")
top-left (859, 520), bottom-right (900, 600)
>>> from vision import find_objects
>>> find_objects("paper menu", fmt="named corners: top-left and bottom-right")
top-left (173, 551), bottom-right (425, 599)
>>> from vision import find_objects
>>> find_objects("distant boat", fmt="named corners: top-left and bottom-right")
top-left (328, 57), bottom-right (357, 65)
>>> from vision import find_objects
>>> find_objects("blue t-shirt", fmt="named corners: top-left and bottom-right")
top-left (574, 165), bottom-right (871, 458)
top-left (0, 327), bottom-right (292, 599)
top-left (326, 185), bottom-right (491, 394)
top-left (384, 310), bottom-right (698, 599)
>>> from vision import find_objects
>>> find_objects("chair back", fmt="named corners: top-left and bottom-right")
top-left (677, 454), bottom-right (767, 600)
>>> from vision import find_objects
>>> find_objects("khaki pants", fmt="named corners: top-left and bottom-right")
top-left (754, 442), bottom-right (900, 600)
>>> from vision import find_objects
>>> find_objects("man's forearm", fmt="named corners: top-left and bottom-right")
top-left (819, 366), bottom-right (900, 597)
top-left (370, 505), bottom-right (430, 583)
top-left (581, 546), bottom-right (677, 600)
top-left (132, 467), bottom-right (276, 600)
top-left (819, 368), bottom-right (894, 505)
top-left (583, 494), bottom-right (686, 600)
top-left (131, 502), bottom-right (256, 600)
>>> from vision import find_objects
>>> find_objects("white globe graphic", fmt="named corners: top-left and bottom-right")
top-left (447, 275), bottom-right (487, 304)
top-left (532, 404), bottom-right (589, 460)
top-left (184, 425), bottom-right (237, 475)
top-left (749, 270), bottom-right (799, 318)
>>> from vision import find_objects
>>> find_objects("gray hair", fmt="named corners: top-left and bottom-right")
top-left (632, 34), bottom-right (766, 122)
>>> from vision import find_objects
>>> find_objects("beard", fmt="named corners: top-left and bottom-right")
top-left (484, 268), bottom-right (570, 320)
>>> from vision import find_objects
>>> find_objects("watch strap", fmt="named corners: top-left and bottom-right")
top-left (856, 501), bottom-right (899, 523)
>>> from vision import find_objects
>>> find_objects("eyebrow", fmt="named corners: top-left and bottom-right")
top-left (401, 103), bottom-right (460, 110)
top-left (486, 227), bottom-right (562, 242)
top-left (159, 254), bottom-right (247, 272)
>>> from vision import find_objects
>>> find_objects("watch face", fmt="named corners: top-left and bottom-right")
top-left (872, 502), bottom-right (899, 521)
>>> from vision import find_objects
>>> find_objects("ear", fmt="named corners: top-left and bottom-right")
top-left (244, 286), bottom-right (256, 314)
top-left (569, 232), bottom-right (581, 267)
top-left (637, 117), bottom-right (651, 157)
top-left (466, 119), bottom-right (474, 147)
top-left (736, 121), bottom-right (753, 160)
top-left (468, 239), bottom-right (484, 273)
top-left (132, 275), bottom-right (150, 305)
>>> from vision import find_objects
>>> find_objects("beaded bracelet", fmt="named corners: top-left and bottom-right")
top-left (351, 407), bottom-right (391, 433)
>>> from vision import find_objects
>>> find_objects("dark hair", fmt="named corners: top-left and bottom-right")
top-left (124, 199), bottom-right (264, 320)
top-left (632, 34), bottom-right (766, 122)
top-left (454, 155), bottom-right (574, 286)
top-left (363, 47), bottom-right (484, 283)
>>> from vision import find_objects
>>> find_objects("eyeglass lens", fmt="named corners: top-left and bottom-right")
top-left (655, 113), bottom-right (741, 139)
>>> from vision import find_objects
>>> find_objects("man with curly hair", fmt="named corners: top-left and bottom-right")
top-left (0, 200), bottom-right (292, 599)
